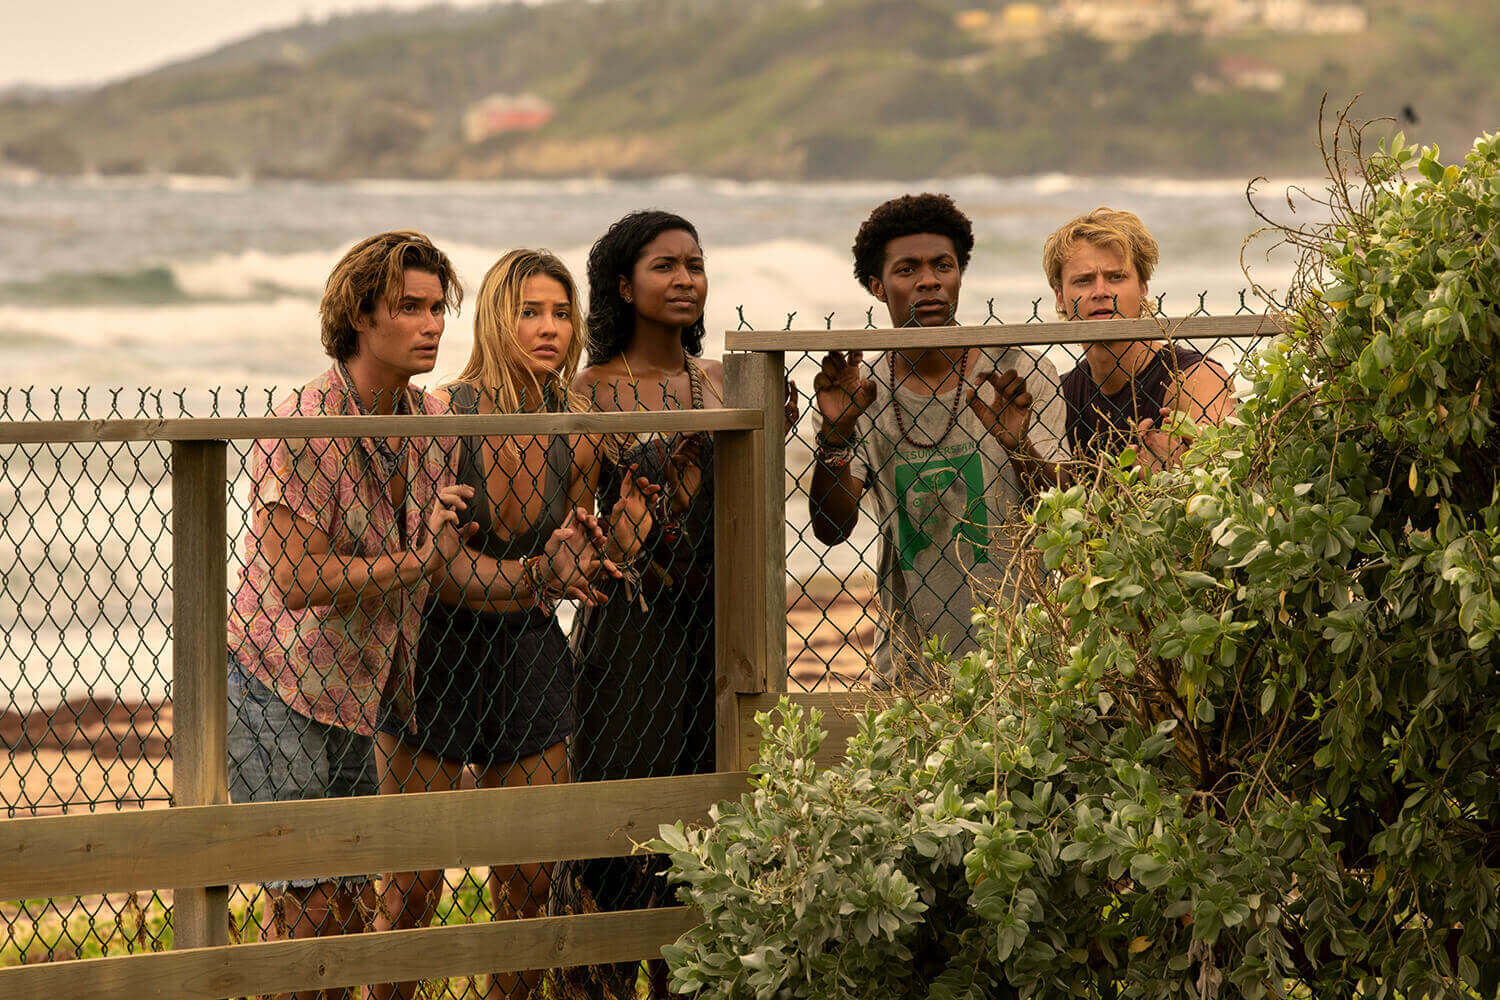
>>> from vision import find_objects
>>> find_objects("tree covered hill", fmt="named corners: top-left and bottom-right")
top-left (0, 0), bottom-right (1494, 181)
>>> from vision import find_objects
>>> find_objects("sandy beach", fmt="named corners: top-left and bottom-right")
top-left (1, 587), bottom-right (875, 818)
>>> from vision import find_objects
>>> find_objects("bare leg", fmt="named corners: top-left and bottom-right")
top-left (263, 881), bottom-right (366, 1000)
top-left (370, 731), bottom-right (467, 1000)
top-left (483, 741), bottom-right (569, 999)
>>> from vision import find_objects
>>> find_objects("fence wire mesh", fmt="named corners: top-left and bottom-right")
top-left (1, 298), bottom-right (1274, 997)
top-left (767, 297), bottom-right (1274, 693)
top-left (0, 376), bottom-right (715, 999)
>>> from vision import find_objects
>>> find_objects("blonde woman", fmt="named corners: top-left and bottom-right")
top-left (372, 249), bottom-right (655, 1000)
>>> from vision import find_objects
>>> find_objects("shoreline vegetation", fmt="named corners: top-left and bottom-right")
top-left (1, 0), bottom-right (1494, 183)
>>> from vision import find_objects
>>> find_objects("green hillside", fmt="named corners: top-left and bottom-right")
top-left (0, 0), bottom-right (1494, 180)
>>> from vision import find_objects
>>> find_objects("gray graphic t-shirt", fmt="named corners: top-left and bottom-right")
top-left (846, 347), bottom-right (1067, 682)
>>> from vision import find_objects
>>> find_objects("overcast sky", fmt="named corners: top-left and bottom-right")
top-left (2, 1), bottom-right (515, 89)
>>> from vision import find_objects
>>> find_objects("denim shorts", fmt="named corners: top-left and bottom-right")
top-left (227, 653), bottom-right (377, 892)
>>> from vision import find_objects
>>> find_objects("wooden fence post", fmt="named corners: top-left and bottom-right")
top-left (170, 440), bottom-right (229, 950)
top-left (714, 351), bottom-right (787, 771)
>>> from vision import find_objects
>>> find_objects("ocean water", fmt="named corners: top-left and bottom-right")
top-left (0, 173), bottom-right (1321, 708)
top-left (0, 172), bottom-right (1316, 389)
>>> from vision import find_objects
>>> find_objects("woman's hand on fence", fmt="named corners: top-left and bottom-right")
top-left (663, 432), bottom-right (707, 515)
top-left (606, 464), bottom-right (659, 561)
top-left (967, 369), bottom-right (1033, 452)
top-left (545, 506), bottom-right (619, 604)
top-left (812, 350), bottom-right (876, 443)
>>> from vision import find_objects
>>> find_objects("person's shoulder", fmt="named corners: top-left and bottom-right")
top-left (572, 365), bottom-right (612, 405)
top-left (696, 357), bottom-right (724, 378)
top-left (418, 382), bottom-right (454, 415)
top-left (990, 345), bottom-right (1055, 374)
top-left (274, 367), bottom-right (341, 417)
top-left (1162, 344), bottom-right (1225, 380)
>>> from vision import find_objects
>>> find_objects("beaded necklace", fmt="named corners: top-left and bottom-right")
top-left (887, 349), bottom-right (970, 449)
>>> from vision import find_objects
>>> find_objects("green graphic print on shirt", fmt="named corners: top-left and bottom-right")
top-left (892, 442), bottom-right (989, 571)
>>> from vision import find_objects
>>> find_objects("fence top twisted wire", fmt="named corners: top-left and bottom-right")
top-left (0, 407), bottom-right (763, 444)
top-left (724, 313), bottom-right (1278, 351)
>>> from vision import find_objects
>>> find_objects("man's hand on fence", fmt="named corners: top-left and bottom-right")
top-left (420, 485), bottom-right (477, 580)
top-left (1134, 410), bottom-right (1185, 473)
top-left (966, 369), bottom-right (1034, 452)
top-left (812, 350), bottom-right (876, 442)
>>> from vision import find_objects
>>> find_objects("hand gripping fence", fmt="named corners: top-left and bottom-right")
top-left (726, 294), bottom-right (1277, 695)
top-left (0, 384), bottom-right (773, 999)
top-left (0, 296), bottom-right (1271, 997)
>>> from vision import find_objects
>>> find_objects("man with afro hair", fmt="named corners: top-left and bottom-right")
top-left (808, 193), bottom-right (1067, 684)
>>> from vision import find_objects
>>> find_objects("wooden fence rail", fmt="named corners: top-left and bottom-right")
top-left (0, 315), bottom-right (1268, 996)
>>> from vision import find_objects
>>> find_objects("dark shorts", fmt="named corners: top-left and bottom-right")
top-left (380, 606), bottom-right (575, 770)
top-left (226, 653), bottom-right (377, 892)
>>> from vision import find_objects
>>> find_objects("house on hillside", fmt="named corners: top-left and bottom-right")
top-left (1194, 53), bottom-right (1287, 93)
top-left (463, 94), bottom-right (555, 144)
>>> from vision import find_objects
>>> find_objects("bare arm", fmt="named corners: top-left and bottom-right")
top-left (263, 484), bottom-right (472, 611)
top-left (1167, 359), bottom-right (1236, 425)
top-left (437, 506), bottom-right (618, 613)
top-left (808, 351), bottom-right (875, 545)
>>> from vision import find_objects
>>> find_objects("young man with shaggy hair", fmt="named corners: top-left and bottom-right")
top-left (1045, 207), bottom-right (1235, 469)
top-left (225, 231), bottom-right (474, 990)
top-left (809, 193), bottom-right (1068, 684)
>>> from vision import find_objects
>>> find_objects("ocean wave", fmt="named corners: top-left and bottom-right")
top-left (0, 266), bottom-right (191, 305)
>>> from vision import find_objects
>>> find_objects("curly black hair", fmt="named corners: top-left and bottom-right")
top-left (851, 193), bottom-right (974, 292)
top-left (585, 210), bottom-right (706, 366)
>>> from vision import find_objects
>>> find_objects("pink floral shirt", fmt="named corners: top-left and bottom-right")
top-left (227, 366), bottom-right (457, 736)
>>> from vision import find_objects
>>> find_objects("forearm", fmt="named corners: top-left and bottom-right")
top-left (438, 549), bottom-right (538, 610)
top-left (809, 463), bottom-right (863, 543)
top-left (276, 550), bottom-right (428, 611)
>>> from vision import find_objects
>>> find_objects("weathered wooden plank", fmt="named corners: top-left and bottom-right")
top-left (0, 906), bottom-right (701, 1000)
top-left (0, 772), bottom-right (747, 901)
top-left (724, 314), bottom-right (1277, 352)
top-left (0, 408), bottom-right (763, 445)
top-left (737, 691), bottom-right (886, 769)
top-left (755, 352), bottom-right (790, 696)
top-left (715, 353), bottom-right (783, 770)
top-left (169, 440), bottom-right (230, 952)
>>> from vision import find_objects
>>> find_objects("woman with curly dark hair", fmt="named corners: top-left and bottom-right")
top-left (547, 211), bottom-right (720, 999)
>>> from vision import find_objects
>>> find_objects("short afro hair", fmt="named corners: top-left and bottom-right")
top-left (851, 193), bottom-right (974, 292)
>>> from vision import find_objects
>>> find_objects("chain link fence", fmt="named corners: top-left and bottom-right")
top-left (1, 298), bottom-right (1275, 996)
top-left (0, 381), bottom-right (717, 999)
top-left (759, 297), bottom-right (1275, 693)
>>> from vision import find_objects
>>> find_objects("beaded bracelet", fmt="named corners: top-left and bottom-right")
top-left (814, 429), bottom-right (857, 469)
top-left (521, 554), bottom-right (551, 602)
top-left (652, 492), bottom-right (684, 546)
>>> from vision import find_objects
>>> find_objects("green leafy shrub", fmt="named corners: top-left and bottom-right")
top-left (653, 123), bottom-right (1500, 999)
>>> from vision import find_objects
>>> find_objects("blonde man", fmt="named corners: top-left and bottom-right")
top-left (1044, 207), bottom-right (1234, 470)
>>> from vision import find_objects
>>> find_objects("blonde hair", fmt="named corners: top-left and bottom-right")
top-left (1042, 207), bottom-right (1159, 293)
top-left (454, 249), bottom-right (587, 415)
top-left (320, 230), bottom-right (462, 362)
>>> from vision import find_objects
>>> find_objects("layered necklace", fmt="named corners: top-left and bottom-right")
top-left (887, 348), bottom-right (971, 449)
top-left (338, 360), bottom-right (409, 479)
